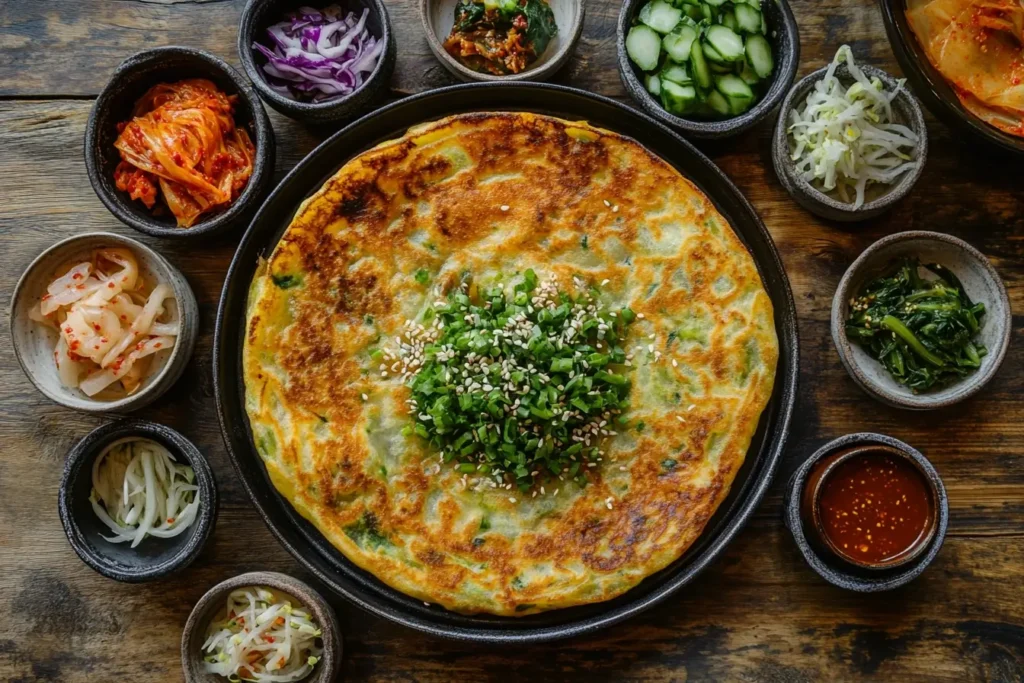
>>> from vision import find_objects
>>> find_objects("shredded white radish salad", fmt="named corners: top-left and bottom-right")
top-left (30, 248), bottom-right (177, 397)
top-left (90, 438), bottom-right (199, 547)
top-left (203, 588), bottom-right (323, 683)
top-left (787, 45), bottom-right (921, 209)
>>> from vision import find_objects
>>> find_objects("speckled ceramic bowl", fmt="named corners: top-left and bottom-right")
top-left (784, 433), bottom-right (948, 592)
top-left (58, 420), bottom-right (218, 582)
top-left (182, 572), bottom-right (341, 683)
top-left (9, 232), bottom-right (199, 413)
top-left (421, 0), bottom-right (584, 82)
top-left (617, 0), bottom-right (799, 139)
top-left (831, 231), bottom-right (1011, 410)
top-left (239, 0), bottom-right (396, 125)
top-left (772, 62), bottom-right (928, 222)
top-left (85, 46), bottom-right (275, 239)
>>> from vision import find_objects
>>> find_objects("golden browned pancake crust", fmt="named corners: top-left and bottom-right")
top-left (243, 112), bottom-right (778, 615)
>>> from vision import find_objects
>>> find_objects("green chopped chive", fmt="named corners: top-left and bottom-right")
top-left (394, 271), bottom-right (637, 490)
top-left (414, 268), bottom-right (430, 285)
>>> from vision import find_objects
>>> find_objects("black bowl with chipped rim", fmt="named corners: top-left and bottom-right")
top-left (214, 82), bottom-right (799, 642)
top-left (58, 420), bottom-right (218, 582)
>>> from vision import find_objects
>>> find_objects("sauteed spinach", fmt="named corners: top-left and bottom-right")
top-left (845, 258), bottom-right (987, 392)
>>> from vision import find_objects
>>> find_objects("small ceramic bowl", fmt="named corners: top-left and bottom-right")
top-left (616, 0), bottom-right (799, 139)
top-left (9, 232), bottom-right (199, 413)
top-left (421, 0), bottom-right (584, 82)
top-left (800, 443), bottom-right (938, 570)
top-left (831, 231), bottom-right (1011, 410)
top-left (239, 0), bottom-right (396, 125)
top-left (182, 572), bottom-right (342, 683)
top-left (772, 62), bottom-right (928, 222)
top-left (58, 420), bottom-right (218, 582)
top-left (878, 0), bottom-right (1024, 157)
top-left (784, 433), bottom-right (948, 592)
top-left (85, 47), bottom-right (276, 239)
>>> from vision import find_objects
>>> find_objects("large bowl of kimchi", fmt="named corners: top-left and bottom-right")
top-left (879, 0), bottom-right (1024, 156)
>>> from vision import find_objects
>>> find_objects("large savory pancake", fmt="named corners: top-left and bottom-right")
top-left (242, 112), bottom-right (778, 615)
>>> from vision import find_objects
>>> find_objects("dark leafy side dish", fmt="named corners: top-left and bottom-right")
top-left (443, 0), bottom-right (558, 75)
top-left (243, 112), bottom-right (778, 615)
top-left (846, 258), bottom-right (987, 392)
top-left (114, 80), bottom-right (255, 228)
top-left (906, 0), bottom-right (1024, 138)
top-left (625, 0), bottom-right (774, 118)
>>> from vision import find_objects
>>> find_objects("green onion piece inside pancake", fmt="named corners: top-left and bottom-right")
top-left (845, 257), bottom-right (987, 392)
top-left (387, 270), bottom-right (636, 492)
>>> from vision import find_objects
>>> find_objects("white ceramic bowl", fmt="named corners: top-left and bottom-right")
top-left (10, 232), bottom-right (199, 413)
top-left (420, 0), bottom-right (584, 82)
top-left (831, 231), bottom-right (1011, 410)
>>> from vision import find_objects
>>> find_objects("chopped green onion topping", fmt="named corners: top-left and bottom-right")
top-left (388, 270), bottom-right (636, 491)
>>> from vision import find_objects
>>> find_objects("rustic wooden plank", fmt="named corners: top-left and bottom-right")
top-left (2, 0), bottom-right (1024, 677)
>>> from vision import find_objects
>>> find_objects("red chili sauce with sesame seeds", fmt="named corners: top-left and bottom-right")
top-left (817, 451), bottom-right (932, 565)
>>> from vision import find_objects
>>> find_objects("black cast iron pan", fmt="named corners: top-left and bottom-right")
top-left (214, 82), bottom-right (799, 643)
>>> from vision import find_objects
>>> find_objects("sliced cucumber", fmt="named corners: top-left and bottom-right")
top-left (660, 62), bottom-right (691, 84)
top-left (661, 80), bottom-right (699, 115)
top-left (710, 60), bottom-right (734, 74)
top-left (689, 39), bottom-right (713, 89)
top-left (700, 2), bottom-right (714, 21)
top-left (662, 24), bottom-right (698, 62)
top-left (738, 60), bottom-right (761, 84)
top-left (701, 39), bottom-right (728, 64)
top-left (734, 3), bottom-right (762, 33)
top-left (706, 89), bottom-right (731, 115)
top-left (639, 0), bottom-right (684, 33)
top-left (715, 73), bottom-right (755, 113)
top-left (626, 25), bottom-right (663, 71)
top-left (745, 33), bottom-right (774, 78)
top-left (645, 73), bottom-right (662, 96)
top-left (721, 9), bottom-right (739, 31)
top-left (703, 0), bottom-right (729, 7)
top-left (705, 25), bottom-right (745, 62)
top-left (760, 10), bottom-right (768, 34)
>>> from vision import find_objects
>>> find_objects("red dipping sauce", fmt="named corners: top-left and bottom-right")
top-left (816, 449), bottom-right (934, 567)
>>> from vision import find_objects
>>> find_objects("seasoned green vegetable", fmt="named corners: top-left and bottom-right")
top-left (625, 0), bottom-right (774, 120)
top-left (397, 271), bottom-right (636, 491)
top-left (845, 258), bottom-right (987, 392)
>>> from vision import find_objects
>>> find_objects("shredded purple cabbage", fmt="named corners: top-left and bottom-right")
top-left (253, 5), bottom-right (384, 103)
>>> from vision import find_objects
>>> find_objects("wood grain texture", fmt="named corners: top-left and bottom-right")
top-left (1, 0), bottom-right (1023, 680)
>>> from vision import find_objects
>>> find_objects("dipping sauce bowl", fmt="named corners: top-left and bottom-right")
top-left (784, 432), bottom-right (948, 592)
top-left (801, 444), bottom-right (937, 570)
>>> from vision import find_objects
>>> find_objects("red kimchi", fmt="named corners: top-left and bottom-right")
top-left (907, 0), bottom-right (1024, 138)
top-left (114, 79), bottom-right (256, 228)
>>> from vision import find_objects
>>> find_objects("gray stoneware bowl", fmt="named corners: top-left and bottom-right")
top-left (616, 0), bottom-right (799, 139)
top-left (421, 0), bottom-right (584, 82)
top-left (784, 432), bottom-right (948, 592)
top-left (58, 420), bottom-right (218, 582)
top-left (85, 47), bottom-right (275, 239)
top-left (831, 231), bottom-right (1011, 410)
top-left (182, 571), bottom-right (341, 683)
top-left (239, 0), bottom-right (396, 125)
top-left (9, 232), bottom-right (199, 413)
top-left (772, 62), bottom-right (928, 222)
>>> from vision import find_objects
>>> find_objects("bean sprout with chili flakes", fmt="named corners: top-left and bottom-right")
top-left (203, 588), bottom-right (323, 682)
top-left (113, 79), bottom-right (256, 228)
top-left (30, 248), bottom-right (178, 397)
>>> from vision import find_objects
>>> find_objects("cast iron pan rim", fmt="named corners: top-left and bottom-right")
top-left (214, 81), bottom-right (799, 643)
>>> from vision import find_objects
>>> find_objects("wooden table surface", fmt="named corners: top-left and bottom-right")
top-left (1, 0), bottom-right (1022, 681)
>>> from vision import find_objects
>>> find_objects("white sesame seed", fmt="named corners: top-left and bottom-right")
top-left (508, 497), bottom-right (517, 503)
top-left (603, 199), bottom-right (611, 207)
top-left (500, 205), bottom-right (510, 211)
top-left (361, 393), bottom-right (368, 401)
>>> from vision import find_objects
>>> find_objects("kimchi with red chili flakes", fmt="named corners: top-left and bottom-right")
top-left (443, 0), bottom-right (558, 76)
top-left (113, 79), bottom-right (256, 228)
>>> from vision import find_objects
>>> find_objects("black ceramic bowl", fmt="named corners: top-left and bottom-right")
top-left (616, 0), bottom-right (799, 139)
top-left (879, 0), bottom-right (1024, 157)
top-left (58, 420), bottom-right (218, 582)
top-left (238, 0), bottom-right (396, 125)
top-left (85, 47), bottom-right (276, 240)
top-left (784, 433), bottom-right (948, 592)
